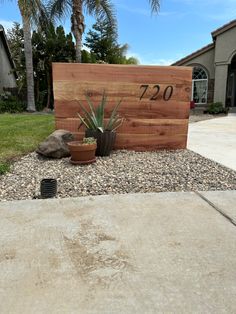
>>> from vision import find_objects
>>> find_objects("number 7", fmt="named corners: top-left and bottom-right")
top-left (140, 84), bottom-right (149, 100)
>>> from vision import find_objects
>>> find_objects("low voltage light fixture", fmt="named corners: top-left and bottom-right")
top-left (40, 178), bottom-right (57, 199)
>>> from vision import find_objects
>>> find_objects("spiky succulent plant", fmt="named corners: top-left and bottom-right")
top-left (77, 91), bottom-right (123, 133)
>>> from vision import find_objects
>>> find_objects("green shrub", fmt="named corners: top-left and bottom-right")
top-left (36, 90), bottom-right (47, 111)
top-left (205, 102), bottom-right (228, 114)
top-left (0, 162), bottom-right (10, 175)
top-left (0, 92), bottom-right (27, 113)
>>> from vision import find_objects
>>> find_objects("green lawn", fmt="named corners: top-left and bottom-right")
top-left (0, 114), bottom-right (54, 174)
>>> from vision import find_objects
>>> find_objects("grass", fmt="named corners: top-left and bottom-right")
top-left (0, 113), bottom-right (54, 174)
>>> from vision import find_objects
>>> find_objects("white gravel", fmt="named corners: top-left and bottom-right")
top-left (0, 150), bottom-right (236, 201)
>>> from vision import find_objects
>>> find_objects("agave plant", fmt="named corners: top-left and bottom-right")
top-left (77, 91), bottom-right (123, 132)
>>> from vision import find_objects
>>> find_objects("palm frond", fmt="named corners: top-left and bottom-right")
top-left (149, 0), bottom-right (160, 14)
top-left (48, 0), bottom-right (72, 21)
top-left (84, 0), bottom-right (117, 32)
top-left (18, 0), bottom-right (50, 27)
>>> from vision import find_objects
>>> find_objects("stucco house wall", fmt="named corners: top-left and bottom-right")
top-left (183, 48), bottom-right (215, 104)
top-left (214, 27), bottom-right (236, 64)
top-left (183, 48), bottom-right (215, 79)
top-left (213, 27), bottom-right (236, 104)
top-left (173, 20), bottom-right (236, 108)
top-left (0, 26), bottom-right (17, 92)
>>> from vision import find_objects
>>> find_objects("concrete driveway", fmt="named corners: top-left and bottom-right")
top-left (188, 114), bottom-right (236, 171)
top-left (1, 191), bottom-right (236, 313)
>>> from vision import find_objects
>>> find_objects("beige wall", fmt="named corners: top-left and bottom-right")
top-left (214, 27), bottom-right (236, 64)
top-left (184, 48), bottom-right (215, 79)
top-left (0, 37), bottom-right (17, 92)
top-left (213, 27), bottom-right (236, 104)
top-left (177, 26), bottom-right (236, 106)
top-left (177, 48), bottom-right (215, 104)
top-left (213, 64), bottom-right (228, 104)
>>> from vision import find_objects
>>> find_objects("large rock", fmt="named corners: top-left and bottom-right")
top-left (37, 130), bottom-right (74, 158)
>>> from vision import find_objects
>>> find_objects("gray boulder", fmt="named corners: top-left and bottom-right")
top-left (37, 129), bottom-right (74, 158)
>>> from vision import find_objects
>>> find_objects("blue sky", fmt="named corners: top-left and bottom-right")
top-left (0, 0), bottom-right (236, 64)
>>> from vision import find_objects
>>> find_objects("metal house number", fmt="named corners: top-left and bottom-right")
top-left (140, 84), bottom-right (174, 101)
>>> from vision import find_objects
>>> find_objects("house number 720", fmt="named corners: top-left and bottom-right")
top-left (139, 84), bottom-right (174, 101)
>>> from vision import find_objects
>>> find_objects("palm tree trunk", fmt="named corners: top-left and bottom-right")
top-left (73, 24), bottom-right (82, 62)
top-left (71, 0), bottom-right (85, 62)
top-left (46, 66), bottom-right (52, 108)
top-left (22, 16), bottom-right (36, 111)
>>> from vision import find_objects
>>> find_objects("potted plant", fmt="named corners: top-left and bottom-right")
top-left (67, 137), bottom-right (97, 165)
top-left (77, 91), bottom-right (123, 156)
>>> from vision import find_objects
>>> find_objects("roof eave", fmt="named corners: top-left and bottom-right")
top-left (211, 19), bottom-right (236, 40)
top-left (172, 43), bottom-right (215, 66)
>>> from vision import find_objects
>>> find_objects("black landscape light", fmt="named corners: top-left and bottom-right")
top-left (40, 178), bottom-right (57, 199)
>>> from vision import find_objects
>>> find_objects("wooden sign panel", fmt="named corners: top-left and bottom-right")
top-left (53, 63), bottom-right (192, 150)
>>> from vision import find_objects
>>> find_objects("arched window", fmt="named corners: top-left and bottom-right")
top-left (192, 66), bottom-right (208, 104)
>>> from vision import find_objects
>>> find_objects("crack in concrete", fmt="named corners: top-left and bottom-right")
top-left (195, 191), bottom-right (236, 227)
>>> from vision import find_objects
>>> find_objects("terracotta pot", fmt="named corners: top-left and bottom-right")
top-left (85, 130), bottom-right (116, 156)
top-left (67, 141), bottom-right (97, 165)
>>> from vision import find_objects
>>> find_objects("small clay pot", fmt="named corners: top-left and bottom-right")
top-left (67, 141), bottom-right (97, 165)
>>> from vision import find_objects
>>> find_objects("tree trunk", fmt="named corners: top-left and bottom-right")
top-left (46, 66), bottom-right (51, 109)
top-left (71, 0), bottom-right (85, 62)
top-left (22, 16), bottom-right (36, 111)
top-left (73, 25), bottom-right (82, 62)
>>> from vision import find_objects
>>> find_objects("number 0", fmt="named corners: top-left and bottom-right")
top-left (163, 86), bottom-right (173, 101)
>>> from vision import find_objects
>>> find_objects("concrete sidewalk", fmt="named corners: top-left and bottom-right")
top-left (188, 114), bottom-right (236, 171)
top-left (1, 191), bottom-right (236, 313)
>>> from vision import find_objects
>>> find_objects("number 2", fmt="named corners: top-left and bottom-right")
top-left (150, 85), bottom-right (160, 100)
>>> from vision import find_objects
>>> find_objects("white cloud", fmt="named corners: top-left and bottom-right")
top-left (159, 11), bottom-right (179, 17)
top-left (114, 2), bottom-right (177, 17)
top-left (0, 20), bottom-right (14, 31)
top-left (82, 44), bottom-right (90, 52)
top-left (126, 51), bottom-right (179, 66)
top-left (204, 8), bottom-right (236, 21)
top-left (170, 0), bottom-right (236, 20)
top-left (148, 58), bottom-right (177, 66)
top-left (114, 3), bottom-right (150, 16)
top-left (172, 0), bottom-right (235, 4)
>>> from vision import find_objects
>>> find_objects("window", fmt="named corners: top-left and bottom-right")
top-left (192, 66), bottom-right (208, 104)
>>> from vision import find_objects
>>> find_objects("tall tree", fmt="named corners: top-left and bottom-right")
top-left (85, 18), bottom-right (139, 64)
top-left (17, 0), bottom-right (47, 111)
top-left (50, 0), bottom-right (116, 62)
top-left (8, 23), bottom-right (75, 109)
top-left (50, 0), bottom-right (160, 63)
top-left (32, 24), bottom-right (75, 108)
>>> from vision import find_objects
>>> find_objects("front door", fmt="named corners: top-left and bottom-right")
top-left (226, 71), bottom-right (236, 107)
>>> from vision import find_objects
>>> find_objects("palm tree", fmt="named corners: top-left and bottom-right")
top-left (50, 0), bottom-right (116, 62)
top-left (50, 0), bottom-right (160, 63)
top-left (17, 0), bottom-right (47, 111)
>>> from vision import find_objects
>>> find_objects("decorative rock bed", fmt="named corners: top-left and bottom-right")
top-left (0, 150), bottom-right (236, 202)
